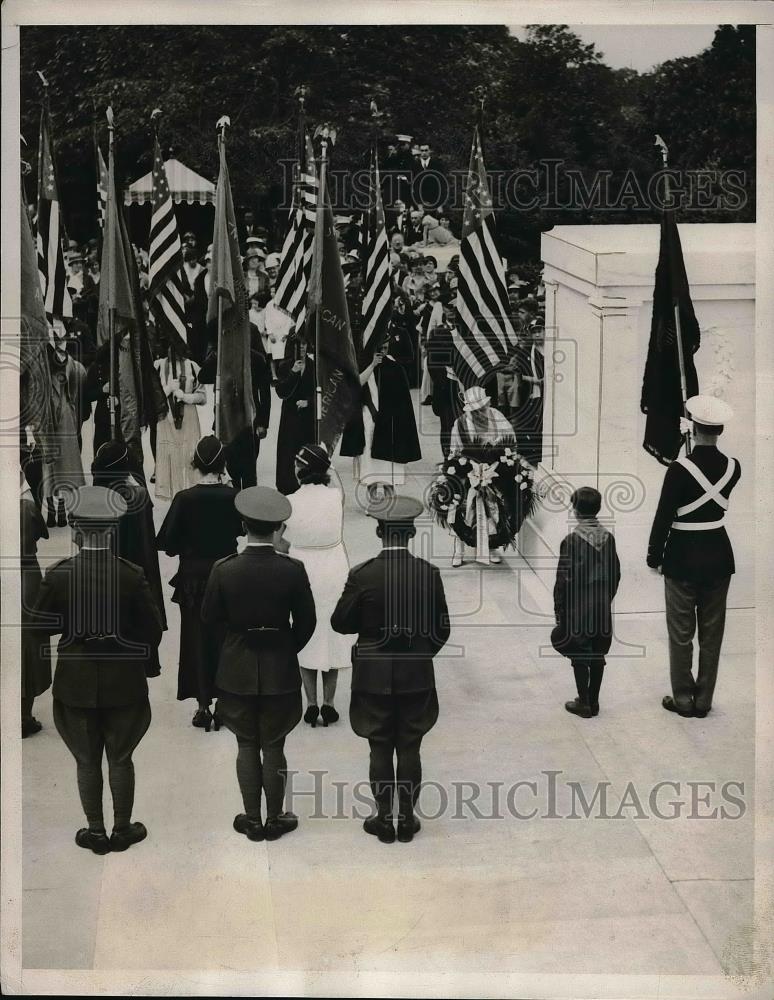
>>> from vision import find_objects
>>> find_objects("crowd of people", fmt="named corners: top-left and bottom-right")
top-left (18, 133), bottom-right (741, 854)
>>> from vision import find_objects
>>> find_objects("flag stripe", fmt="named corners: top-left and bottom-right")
top-left (274, 145), bottom-right (317, 331)
top-left (37, 106), bottom-right (72, 323)
top-left (453, 128), bottom-right (516, 385)
top-left (147, 137), bottom-right (187, 345)
top-left (361, 151), bottom-right (391, 349)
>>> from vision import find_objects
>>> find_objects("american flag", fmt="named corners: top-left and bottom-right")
top-left (361, 147), bottom-right (392, 359)
top-left (453, 127), bottom-right (516, 385)
top-left (273, 134), bottom-right (317, 331)
top-left (36, 104), bottom-right (72, 322)
top-left (96, 141), bottom-right (108, 232)
top-left (147, 137), bottom-right (187, 347)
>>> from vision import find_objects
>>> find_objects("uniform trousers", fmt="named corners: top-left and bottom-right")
top-left (217, 691), bottom-right (302, 820)
top-left (350, 690), bottom-right (439, 821)
top-left (53, 699), bottom-right (151, 831)
top-left (664, 575), bottom-right (731, 712)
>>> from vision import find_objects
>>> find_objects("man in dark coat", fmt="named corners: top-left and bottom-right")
top-left (413, 142), bottom-right (447, 211)
top-left (331, 495), bottom-right (450, 844)
top-left (386, 198), bottom-right (409, 240)
top-left (383, 135), bottom-right (416, 206)
top-left (427, 305), bottom-right (463, 459)
top-left (33, 486), bottom-right (163, 854)
top-left (647, 395), bottom-right (741, 718)
top-left (552, 487), bottom-right (621, 718)
top-left (201, 486), bottom-right (317, 842)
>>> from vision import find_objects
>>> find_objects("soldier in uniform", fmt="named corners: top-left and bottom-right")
top-left (33, 486), bottom-right (163, 854)
top-left (201, 486), bottom-right (317, 842)
top-left (647, 395), bottom-right (741, 718)
top-left (331, 496), bottom-right (450, 844)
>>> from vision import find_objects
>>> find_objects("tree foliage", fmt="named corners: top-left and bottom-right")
top-left (20, 23), bottom-right (755, 259)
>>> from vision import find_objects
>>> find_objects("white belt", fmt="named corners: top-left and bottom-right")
top-left (671, 518), bottom-right (725, 531)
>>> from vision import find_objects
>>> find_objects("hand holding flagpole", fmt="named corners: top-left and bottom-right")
top-left (654, 134), bottom-right (692, 455)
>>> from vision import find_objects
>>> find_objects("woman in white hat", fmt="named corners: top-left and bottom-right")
top-left (243, 246), bottom-right (269, 300)
top-left (448, 385), bottom-right (515, 566)
top-left (264, 252), bottom-right (281, 292)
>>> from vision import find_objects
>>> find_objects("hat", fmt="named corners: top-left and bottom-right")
top-left (235, 485), bottom-right (292, 525)
top-left (295, 443), bottom-right (331, 477)
top-left (686, 395), bottom-right (734, 427)
top-left (346, 249), bottom-right (360, 262)
top-left (244, 246), bottom-right (264, 261)
top-left (93, 441), bottom-right (130, 472)
top-left (68, 485), bottom-right (127, 524)
top-left (366, 494), bottom-right (423, 524)
top-left (68, 253), bottom-right (84, 265)
top-left (462, 385), bottom-right (491, 412)
top-left (194, 434), bottom-right (225, 469)
top-left (265, 252), bottom-right (281, 268)
top-left (423, 255), bottom-right (437, 268)
top-left (182, 230), bottom-right (196, 241)
top-left (396, 134), bottom-right (413, 143)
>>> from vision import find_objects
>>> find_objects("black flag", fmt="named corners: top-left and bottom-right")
top-left (640, 212), bottom-right (700, 464)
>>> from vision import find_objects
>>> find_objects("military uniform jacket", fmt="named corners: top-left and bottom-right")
top-left (34, 549), bottom-right (163, 708)
top-left (201, 546), bottom-right (316, 696)
top-left (331, 549), bottom-right (450, 694)
top-left (647, 444), bottom-right (741, 582)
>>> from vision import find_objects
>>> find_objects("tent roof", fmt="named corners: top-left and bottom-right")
top-left (124, 157), bottom-right (215, 206)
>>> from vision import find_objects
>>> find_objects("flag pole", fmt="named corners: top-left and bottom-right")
top-left (474, 85), bottom-right (487, 161)
top-left (294, 85), bottom-right (307, 204)
top-left (214, 117), bottom-right (229, 439)
top-left (106, 105), bottom-right (118, 440)
top-left (314, 125), bottom-right (331, 446)
top-left (366, 100), bottom-right (382, 287)
top-left (655, 134), bottom-right (692, 456)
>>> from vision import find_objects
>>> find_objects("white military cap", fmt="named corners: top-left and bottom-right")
top-left (686, 395), bottom-right (734, 426)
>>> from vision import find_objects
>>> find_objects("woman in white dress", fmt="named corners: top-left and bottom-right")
top-left (284, 444), bottom-right (352, 727)
top-left (153, 349), bottom-right (205, 501)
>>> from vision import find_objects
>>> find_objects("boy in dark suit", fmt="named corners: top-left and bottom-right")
top-left (552, 487), bottom-right (621, 719)
top-left (202, 486), bottom-right (316, 842)
top-left (33, 486), bottom-right (163, 854)
top-left (332, 496), bottom-right (450, 844)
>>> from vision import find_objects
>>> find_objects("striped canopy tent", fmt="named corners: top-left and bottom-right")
top-left (124, 158), bottom-right (215, 205)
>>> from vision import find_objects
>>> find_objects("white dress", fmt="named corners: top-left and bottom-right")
top-left (153, 357), bottom-right (205, 501)
top-left (285, 483), bottom-right (353, 672)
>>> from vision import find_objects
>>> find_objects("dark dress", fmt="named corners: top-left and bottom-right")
top-left (21, 495), bottom-right (51, 699)
top-left (275, 356), bottom-right (316, 496)
top-left (340, 322), bottom-right (421, 466)
top-left (156, 483), bottom-right (244, 703)
top-left (511, 343), bottom-right (545, 467)
top-left (427, 323), bottom-right (462, 459)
